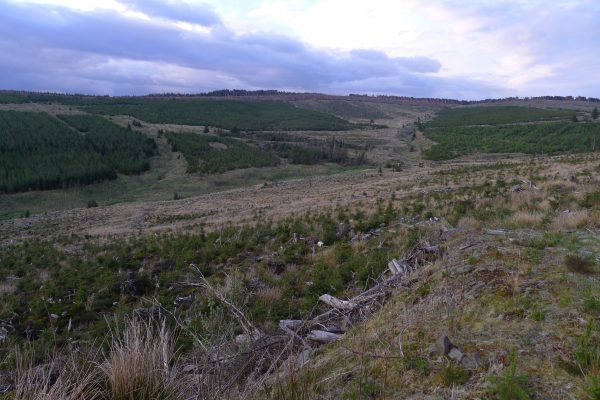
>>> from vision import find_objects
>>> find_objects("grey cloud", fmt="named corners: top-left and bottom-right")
top-left (0, 0), bottom-right (490, 97)
top-left (119, 0), bottom-right (221, 26)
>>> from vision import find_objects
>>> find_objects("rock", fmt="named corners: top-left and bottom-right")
top-left (448, 347), bottom-right (464, 362)
top-left (0, 327), bottom-right (7, 343)
top-left (438, 335), bottom-right (455, 355)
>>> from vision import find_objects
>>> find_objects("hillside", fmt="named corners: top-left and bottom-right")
top-left (0, 94), bottom-right (599, 399)
top-left (422, 105), bottom-right (600, 160)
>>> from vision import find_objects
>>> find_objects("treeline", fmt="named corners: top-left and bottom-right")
top-left (426, 106), bottom-right (574, 128)
top-left (165, 132), bottom-right (279, 174)
top-left (2, 90), bottom-right (600, 108)
top-left (423, 122), bottom-right (600, 160)
top-left (0, 111), bottom-right (156, 193)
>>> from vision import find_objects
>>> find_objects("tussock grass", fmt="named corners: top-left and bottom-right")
top-left (100, 317), bottom-right (192, 400)
top-left (552, 210), bottom-right (599, 230)
top-left (13, 349), bottom-right (101, 400)
top-left (508, 211), bottom-right (545, 227)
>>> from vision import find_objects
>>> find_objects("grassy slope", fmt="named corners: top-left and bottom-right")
top-left (2, 152), bottom-right (600, 398)
top-left (261, 156), bottom-right (600, 399)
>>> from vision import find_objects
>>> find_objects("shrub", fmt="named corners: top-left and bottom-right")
top-left (583, 296), bottom-right (600, 315)
top-left (436, 364), bottom-right (470, 386)
top-left (565, 254), bottom-right (596, 275)
top-left (488, 350), bottom-right (530, 400)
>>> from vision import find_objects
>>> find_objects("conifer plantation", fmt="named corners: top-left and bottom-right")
top-left (0, 111), bottom-right (156, 193)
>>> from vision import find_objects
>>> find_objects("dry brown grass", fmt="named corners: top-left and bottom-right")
top-left (13, 349), bottom-right (100, 400)
top-left (256, 286), bottom-right (283, 305)
top-left (552, 210), bottom-right (600, 230)
top-left (100, 317), bottom-right (192, 400)
top-left (457, 216), bottom-right (480, 229)
top-left (508, 211), bottom-right (545, 227)
top-left (540, 180), bottom-right (578, 196)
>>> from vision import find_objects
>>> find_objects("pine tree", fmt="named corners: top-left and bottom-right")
top-left (592, 107), bottom-right (599, 120)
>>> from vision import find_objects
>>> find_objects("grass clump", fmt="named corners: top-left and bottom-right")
top-left (100, 317), bottom-right (192, 400)
top-left (13, 349), bottom-right (101, 400)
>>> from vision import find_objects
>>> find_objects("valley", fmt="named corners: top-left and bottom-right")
top-left (0, 92), bottom-right (599, 399)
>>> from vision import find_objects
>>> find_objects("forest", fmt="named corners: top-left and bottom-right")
top-left (57, 114), bottom-right (157, 175)
top-left (423, 122), bottom-right (600, 160)
top-left (0, 111), bottom-right (156, 193)
top-left (426, 105), bottom-right (575, 127)
top-left (266, 139), bottom-right (357, 165)
top-left (164, 132), bottom-right (280, 173)
top-left (86, 99), bottom-right (354, 131)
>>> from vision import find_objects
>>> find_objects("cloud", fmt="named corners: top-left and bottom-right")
top-left (1, 0), bottom-right (595, 98)
top-left (120, 0), bottom-right (221, 26)
top-left (0, 0), bottom-right (465, 97)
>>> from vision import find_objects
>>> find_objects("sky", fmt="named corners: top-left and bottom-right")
top-left (0, 0), bottom-right (598, 99)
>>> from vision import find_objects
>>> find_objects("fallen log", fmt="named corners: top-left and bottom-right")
top-left (313, 274), bottom-right (412, 323)
top-left (307, 330), bottom-right (343, 343)
top-left (319, 294), bottom-right (358, 311)
top-left (388, 259), bottom-right (408, 275)
top-left (279, 319), bottom-right (304, 332)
